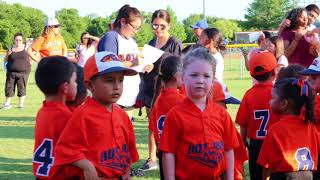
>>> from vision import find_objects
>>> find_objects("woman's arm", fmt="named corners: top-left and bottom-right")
top-left (89, 35), bottom-right (100, 42)
top-left (163, 152), bottom-right (175, 180)
top-left (284, 31), bottom-right (303, 58)
top-left (73, 159), bottom-right (99, 180)
top-left (225, 149), bottom-right (234, 180)
top-left (27, 47), bottom-right (41, 63)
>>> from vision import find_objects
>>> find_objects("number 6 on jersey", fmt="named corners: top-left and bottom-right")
top-left (254, 110), bottom-right (270, 138)
top-left (32, 138), bottom-right (54, 176)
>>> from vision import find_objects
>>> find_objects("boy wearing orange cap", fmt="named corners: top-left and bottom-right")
top-left (236, 52), bottom-right (280, 180)
top-left (54, 52), bottom-right (139, 179)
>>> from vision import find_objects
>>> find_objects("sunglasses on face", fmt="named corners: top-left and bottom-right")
top-left (152, 24), bottom-right (167, 30)
top-left (128, 22), bottom-right (141, 31)
top-left (50, 25), bottom-right (60, 28)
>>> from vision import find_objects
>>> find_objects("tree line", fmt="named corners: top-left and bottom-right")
top-left (0, 0), bottom-right (294, 48)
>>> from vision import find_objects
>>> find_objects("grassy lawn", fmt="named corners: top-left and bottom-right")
top-left (0, 55), bottom-right (252, 179)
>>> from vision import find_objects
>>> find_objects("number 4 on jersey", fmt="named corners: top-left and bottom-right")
top-left (254, 110), bottom-right (270, 138)
top-left (32, 138), bottom-right (54, 176)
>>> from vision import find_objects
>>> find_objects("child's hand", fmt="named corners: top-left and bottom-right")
top-left (279, 19), bottom-right (291, 29)
top-left (83, 164), bottom-right (99, 180)
top-left (122, 168), bottom-right (132, 180)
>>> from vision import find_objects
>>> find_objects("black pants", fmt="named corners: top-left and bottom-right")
top-left (271, 171), bottom-right (313, 180)
top-left (249, 139), bottom-right (264, 180)
top-left (157, 150), bottom-right (164, 180)
top-left (5, 72), bottom-right (29, 97)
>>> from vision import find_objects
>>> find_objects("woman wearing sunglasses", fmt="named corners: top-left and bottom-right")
top-left (98, 5), bottom-right (153, 119)
top-left (138, 9), bottom-right (183, 174)
top-left (28, 17), bottom-right (68, 63)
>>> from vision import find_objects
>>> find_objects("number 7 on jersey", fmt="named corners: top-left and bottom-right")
top-left (254, 110), bottom-right (270, 138)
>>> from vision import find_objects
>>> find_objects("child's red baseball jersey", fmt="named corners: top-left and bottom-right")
top-left (159, 98), bottom-right (239, 179)
top-left (148, 88), bottom-right (185, 145)
top-left (236, 82), bottom-right (279, 140)
top-left (32, 101), bottom-right (78, 179)
top-left (234, 129), bottom-right (249, 180)
top-left (54, 97), bottom-right (139, 178)
top-left (257, 115), bottom-right (319, 172)
top-left (211, 80), bottom-right (225, 102)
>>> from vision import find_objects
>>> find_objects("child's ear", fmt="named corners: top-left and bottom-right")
top-left (279, 98), bottom-right (289, 112)
top-left (59, 82), bottom-right (69, 95)
top-left (84, 80), bottom-right (93, 90)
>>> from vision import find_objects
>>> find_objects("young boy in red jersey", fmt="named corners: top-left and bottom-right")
top-left (54, 52), bottom-right (139, 179)
top-left (32, 56), bottom-right (77, 179)
top-left (236, 52), bottom-right (279, 180)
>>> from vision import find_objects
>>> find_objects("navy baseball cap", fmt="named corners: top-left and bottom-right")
top-left (190, 20), bottom-right (208, 29)
top-left (298, 58), bottom-right (320, 75)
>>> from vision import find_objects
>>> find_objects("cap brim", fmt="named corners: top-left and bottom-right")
top-left (190, 25), bottom-right (200, 29)
top-left (98, 67), bottom-right (137, 76)
top-left (224, 97), bottom-right (241, 104)
top-left (298, 69), bottom-right (320, 75)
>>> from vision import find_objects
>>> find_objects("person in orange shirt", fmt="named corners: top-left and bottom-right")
top-left (28, 17), bottom-right (68, 63)
top-left (32, 56), bottom-right (78, 179)
top-left (54, 52), bottom-right (139, 179)
top-left (258, 78), bottom-right (318, 179)
top-left (148, 55), bottom-right (185, 179)
top-left (159, 47), bottom-right (239, 180)
top-left (236, 52), bottom-right (280, 180)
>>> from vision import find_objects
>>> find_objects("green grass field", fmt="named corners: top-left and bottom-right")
top-left (0, 54), bottom-right (252, 179)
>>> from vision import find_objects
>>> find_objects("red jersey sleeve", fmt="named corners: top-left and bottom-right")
top-left (235, 96), bottom-right (249, 128)
top-left (54, 112), bottom-right (88, 165)
top-left (159, 110), bottom-right (181, 153)
top-left (223, 112), bottom-right (239, 150)
top-left (257, 132), bottom-right (280, 169)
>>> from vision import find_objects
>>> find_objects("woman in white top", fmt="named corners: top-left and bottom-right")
top-left (97, 4), bottom-right (153, 118)
top-left (199, 28), bottom-right (225, 83)
top-left (76, 32), bottom-right (99, 67)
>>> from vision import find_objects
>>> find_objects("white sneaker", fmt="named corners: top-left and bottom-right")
top-left (2, 104), bottom-right (12, 110)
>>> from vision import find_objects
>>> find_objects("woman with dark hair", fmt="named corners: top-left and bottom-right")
top-left (97, 4), bottom-right (153, 119)
top-left (281, 8), bottom-right (317, 67)
top-left (138, 9), bottom-right (183, 172)
top-left (2, 32), bottom-right (31, 109)
top-left (76, 32), bottom-right (99, 67)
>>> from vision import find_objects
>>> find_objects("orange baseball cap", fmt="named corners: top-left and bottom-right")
top-left (84, 51), bottom-right (137, 81)
top-left (249, 52), bottom-right (278, 77)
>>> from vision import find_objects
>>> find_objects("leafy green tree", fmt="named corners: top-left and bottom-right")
top-left (244, 0), bottom-right (294, 30)
top-left (0, 2), bottom-right (46, 48)
top-left (86, 17), bottom-right (109, 37)
top-left (212, 19), bottom-right (242, 40)
top-left (56, 8), bottom-right (87, 48)
top-left (166, 7), bottom-right (186, 42)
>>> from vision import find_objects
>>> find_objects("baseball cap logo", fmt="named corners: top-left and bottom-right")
top-left (100, 54), bottom-right (120, 63)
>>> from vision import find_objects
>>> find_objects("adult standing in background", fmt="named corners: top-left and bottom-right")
top-left (28, 17), bottom-right (68, 62)
top-left (98, 4), bottom-right (153, 119)
top-left (138, 9), bottom-right (183, 172)
top-left (76, 32), bottom-right (99, 67)
top-left (190, 19), bottom-right (209, 40)
top-left (2, 33), bottom-right (31, 109)
top-left (281, 8), bottom-right (317, 67)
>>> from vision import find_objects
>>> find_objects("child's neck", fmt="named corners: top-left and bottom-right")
top-left (92, 96), bottom-right (113, 112)
top-left (45, 95), bottom-right (66, 104)
top-left (163, 81), bottom-right (179, 89)
top-left (190, 97), bottom-right (207, 112)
